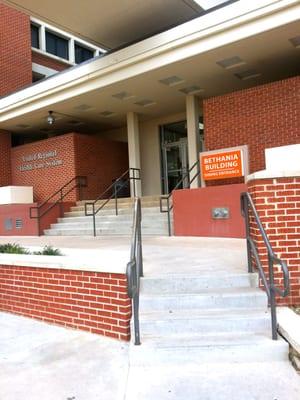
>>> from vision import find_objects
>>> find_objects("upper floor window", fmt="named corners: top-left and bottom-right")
top-left (31, 24), bottom-right (39, 49)
top-left (45, 30), bottom-right (69, 60)
top-left (75, 43), bottom-right (94, 64)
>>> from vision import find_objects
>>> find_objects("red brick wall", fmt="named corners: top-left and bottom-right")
top-left (11, 133), bottom-right (77, 202)
top-left (247, 177), bottom-right (300, 306)
top-left (10, 133), bottom-right (129, 202)
top-left (204, 76), bottom-right (300, 174)
top-left (32, 51), bottom-right (70, 72)
top-left (0, 131), bottom-right (12, 186)
top-left (0, 266), bottom-right (131, 340)
top-left (0, 3), bottom-right (32, 96)
top-left (74, 135), bottom-right (129, 200)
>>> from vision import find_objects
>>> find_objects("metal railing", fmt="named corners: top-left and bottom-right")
top-left (29, 176), bottom-right (87, 235)
top-left (126, 197), bottom-right (143, 345)
top-left (160, 160), bottom-right (200, 235)
top-left (241, 192), bottom-right (290, 340)
top-left (84, 168), bottom-right (141, 237)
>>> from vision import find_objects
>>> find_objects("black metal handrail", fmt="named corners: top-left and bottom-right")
top-left (84, 168), bottom-right (140, 237)
top-left (126, 197), bottom-right (143, 345)
top-left (160, 160), bottom-right (200, 235)
top-left (241, 192), bottom-right (289, 340)
top-left (29, 176), bottom-right (87, 235)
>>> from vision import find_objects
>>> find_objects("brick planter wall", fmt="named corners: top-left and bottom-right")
top-left (247, 177), bottom-right (300, 306)
top-left (0, 266), bottom-right (131, 340)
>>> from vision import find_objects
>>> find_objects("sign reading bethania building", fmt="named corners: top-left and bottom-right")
top-left (200, 145), bottom-right (249, 185)
top-left (18, 150), bottom-right (63, 172)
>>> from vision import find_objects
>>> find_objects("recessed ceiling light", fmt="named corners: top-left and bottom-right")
top-left (289, 36), bottom-right (300, 48)
top-left (134, 99), bottom-right (156, 107)
top-left (235, 70), bottom-right (262, 80)
top-left (216, 56), bottom-right (246, 69)
top-left (159, 76), bottom-right (185, 87)
top-left (74, 104), bottom-right (93, 111)
top-left (179, 86), bottom-right (204, 95)
top-left (112, 91), bottom-right (135, 100)
top-left (193, 0), bottom-right (229, 10)
top-left (15, 124), bottom-right (30, 129)
top-left (99, 111), bottom-right (117, 117)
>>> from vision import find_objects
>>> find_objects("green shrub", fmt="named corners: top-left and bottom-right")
top-left (33, 245), bottom-right (63, 256)
top-left (0, 243), bottom-right (30, 254)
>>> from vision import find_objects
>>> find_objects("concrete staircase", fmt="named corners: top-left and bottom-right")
top-left (44, 196), bottom-right (170, 236)
top-left (126, 252), bottom-right (294, 399)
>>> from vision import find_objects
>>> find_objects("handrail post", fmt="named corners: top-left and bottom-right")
top-left (59, 189), bottom-right (63, 218)
top-left (78, 177), bottom-right (83, 201)
top-left (268, 253), bottom-right (278, 340)
top-left (243, 194), bottom-right (253, 273)
top-left (114, 180), bottom-right (118, 216)
top-left (93, 203), bottom-right (96, 237)
top-left (167, 197), bottom-right (171, 236)
top-left (137, 202), bottom-right (143, 277)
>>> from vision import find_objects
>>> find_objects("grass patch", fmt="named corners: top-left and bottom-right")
top-left (33, 245), bottom-right (63, 256)
top-left (0, 243), bottom-right (30, 254)
top-left (0, 243), bottom-right (63, 256)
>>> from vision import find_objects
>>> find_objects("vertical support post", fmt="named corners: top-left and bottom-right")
top-left (268, 254), bottom-right (278, 340)
top-left (167, 197), bottom-right (171, 236)
top-left (186, 95), bottom-right (200, 188)
top-left (127, 112), bottom-right (142, 197)
top-left (93, 204), bottom-right (96, 237)
top-left (243, 195), bottom-right (253, 273)
top-left (59, 189), bottom-right (63, 218)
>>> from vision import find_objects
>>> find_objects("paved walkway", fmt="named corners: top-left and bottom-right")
top-left (1, 236), bottom-right (300, 399)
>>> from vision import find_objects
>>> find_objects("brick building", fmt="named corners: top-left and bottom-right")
top-left (0, 0), bottom-right (299, 314)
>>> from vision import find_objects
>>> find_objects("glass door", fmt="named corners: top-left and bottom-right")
top-left (162, 139), bottom-right (189, 194)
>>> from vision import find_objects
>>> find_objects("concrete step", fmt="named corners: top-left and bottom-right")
top-left (66, 206), bottom-right (165, 216)
top-left (44, 227), bottom-right (168, 236)
top-left (140, 273), bottom-right (259, 293)
top-left (72, 202), bottom-right (161, 212)
top-left (76, 195), bottom-right (161, 207)
top-left (129, 333), bottom-right (289, 365)
top-left (139, 287), bottom-right (268, 312)
top-left (50, 220), bottom-right (169, 230)
top-left (57, 215), bottom-right (171, 224)
top-left (138, 308), bottom-right (270, 336)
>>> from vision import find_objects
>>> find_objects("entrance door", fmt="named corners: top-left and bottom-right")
top-left (162, 139), bottom-right (189, 194)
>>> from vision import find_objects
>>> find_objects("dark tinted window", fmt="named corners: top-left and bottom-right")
top-left (31, 24), bottom-right (39, 48)
top-left (75, 43), bottom-right (94, 64)
top-left (46, 31), bottom-right (69, 60)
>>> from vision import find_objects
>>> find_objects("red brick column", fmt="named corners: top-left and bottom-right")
top-left (0, 131), bottom-right (12, 186)
top-left (0, 3), bottom-right (32, 96)
top-left (247, 177), bottom-right (300, 306)
top-left (0, 266), bottom-right (131, 340)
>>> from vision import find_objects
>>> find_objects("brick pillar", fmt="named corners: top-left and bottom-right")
top-left (248, 177), bottom-right (300, 306)
top-left (0, 3), bottom-right (32, 96)
top-left (0, 131), bottom-right (12, 186)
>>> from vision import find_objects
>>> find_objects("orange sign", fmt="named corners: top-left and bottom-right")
top-left (201, 149), bottom-right (244, 181)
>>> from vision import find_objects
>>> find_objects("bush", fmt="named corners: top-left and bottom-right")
top-left (0, 243), bottom-right (30, 254)
top-left (33, 245), bottom-right (63, 256)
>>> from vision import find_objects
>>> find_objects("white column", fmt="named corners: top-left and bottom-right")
top-left (127, 112), bottom-right (142, 197)
top-left (186, 95), bottom-right (200, 188)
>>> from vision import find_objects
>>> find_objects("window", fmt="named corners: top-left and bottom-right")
top-left (46, 31), bottom-right (69, 60)
top-left (75, 43), bottom-right (94, 64)
top-left (31, 24), bottom-right (39, 49)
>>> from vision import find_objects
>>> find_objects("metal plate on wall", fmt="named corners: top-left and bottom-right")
top-left (212, 207), bottom-right (230, 219)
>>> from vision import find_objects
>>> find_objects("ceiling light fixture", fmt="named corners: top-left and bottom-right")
top-left (47, 111), bottom-right (55, 125)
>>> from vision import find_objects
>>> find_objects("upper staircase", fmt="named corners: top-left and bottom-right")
top-left (44, 196), bottom-right (171, 236)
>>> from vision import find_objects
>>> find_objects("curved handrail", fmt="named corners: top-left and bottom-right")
top-left (240, 191), bottom-right (290, 340)
top-left (29, 176), bottom-right (87, 234)
top-left (84, 168), bottom-right (140, 236)
top-left (160, 160), bottom-right (200, 235)
top-left (126, 197), bottom-right (143, 345)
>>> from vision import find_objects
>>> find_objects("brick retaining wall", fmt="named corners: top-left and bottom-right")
top-left (0, 266), bottom-right (131, 340)
top-left (248, 177), bottom-right (300, 306)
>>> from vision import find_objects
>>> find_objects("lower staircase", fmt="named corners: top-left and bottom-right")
top-left (44, 196), bottom-right (170, 236)
top-left (126, 243), bottom-right (298, 399)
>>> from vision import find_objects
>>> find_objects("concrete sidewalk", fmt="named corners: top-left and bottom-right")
top-left (1, 312), bottom-right (300, 400)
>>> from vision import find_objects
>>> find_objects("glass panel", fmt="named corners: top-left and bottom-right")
top-left (46, 31), bottom-right (69, 60)
top-left (31, 24), bottom-right (39, 49)
top-left (75, 43), bottom-right (94, 64)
